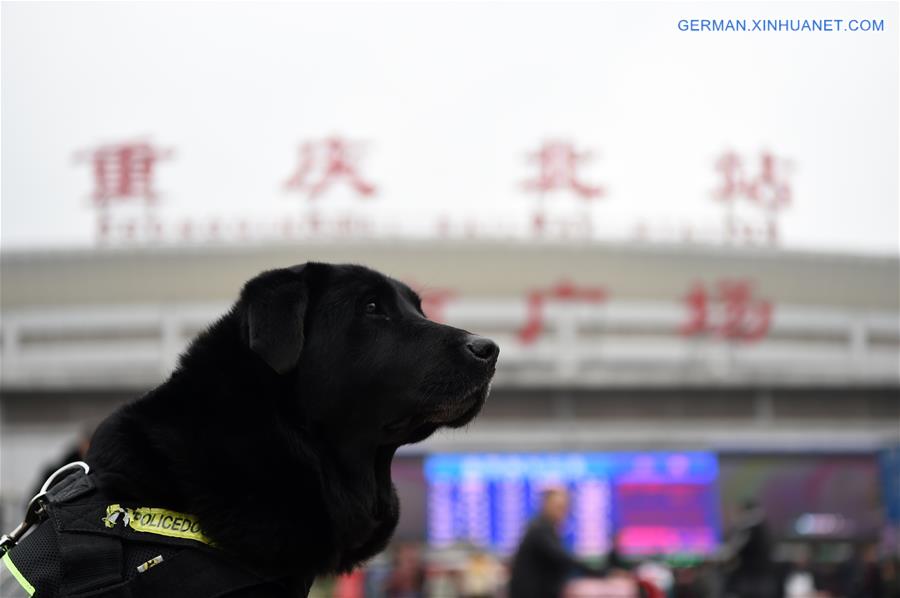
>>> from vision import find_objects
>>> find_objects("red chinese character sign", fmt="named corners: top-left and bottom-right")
top-left (680, 280), bottom-right (773, 342)
top-left (519, 280), bottom-right (608, 344)
top-left (713, 150), bottom-right (792, 245)
top-left (76, 141), bottom-right (174, 242)
top-left (523, 141), bottom-right (605, 200)
top-left (67, 136), bottom-right (798, 247)
top-left (522, 140), bottom-right (606, 237)
top-left (284, 137), bottom-right (377, 200)
top-left (282, 136), bottom-right (378, 239)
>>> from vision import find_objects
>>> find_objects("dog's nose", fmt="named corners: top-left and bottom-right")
top-left (466, 335), bottom-right (499, 363)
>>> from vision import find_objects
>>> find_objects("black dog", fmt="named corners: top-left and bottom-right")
top-left (3, 263), bottom-right (497, 597)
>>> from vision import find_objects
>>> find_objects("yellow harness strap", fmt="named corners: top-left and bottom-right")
top-left (103, 504), bottom-right (213, 546)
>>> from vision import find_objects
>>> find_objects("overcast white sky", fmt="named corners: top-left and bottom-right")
top-left (2, 1), bottom-right (898, 253)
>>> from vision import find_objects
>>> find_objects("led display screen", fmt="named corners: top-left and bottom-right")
top-left (425, 452), bottom-right (721, 556)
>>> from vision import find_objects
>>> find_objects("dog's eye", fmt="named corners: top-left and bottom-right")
top-left (363, 297), bottom-right (389, 319)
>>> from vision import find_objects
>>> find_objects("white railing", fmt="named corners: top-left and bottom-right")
top-left (1, 300), bottom-right (897, 389)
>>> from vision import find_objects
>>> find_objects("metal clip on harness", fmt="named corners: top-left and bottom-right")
top-left (0, 461), bottom-right (90, 556)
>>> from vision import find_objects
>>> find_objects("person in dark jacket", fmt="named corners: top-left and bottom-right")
top-left (726, 500), bottom-right (778, 598)
top-left (508, 488), bottom-right (600, 598)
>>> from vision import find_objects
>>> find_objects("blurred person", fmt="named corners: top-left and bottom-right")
top-left (423, 542), bottom-right (471, 598)
top-left (674, 562), bottom-right (724, 598)
top-left (508, 488), bottom-right (602, 598)
top-left (841, 544), bottom-right (884, 598)
top-left (333, 570), bottom-right (365, 598)
top-left (364, 551), bottom-right (394, 598)
top-left (460, 548), bottom-right (504, 598)
top-left (635, 561), bottom-right (674, 597)
top-left (672, 566), bottom-right (698, 598)
top-left (783, 546), bottom-right (818, 598)
top-left (883, 558), bottom-right (900, 598)
top-left (725, 500), bottom-right (778, 598)
top-left (385, 542), bottom-right (426, 598)
top-left (784, 571), bottom-right (816, 598)
top-left (636, 578), bottom-right (667, 598)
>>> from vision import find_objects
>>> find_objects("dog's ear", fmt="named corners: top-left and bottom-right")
top-left (244, 266), bottom-right (311, 374)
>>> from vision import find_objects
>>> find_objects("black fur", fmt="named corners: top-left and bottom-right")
top-left (85, 263), bottom-right (498, 589)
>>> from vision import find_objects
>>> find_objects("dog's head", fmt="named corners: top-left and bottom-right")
top-left (87, 262), bottom-right (497, 577)
top-left (238, 262), bottom-right (498, 448)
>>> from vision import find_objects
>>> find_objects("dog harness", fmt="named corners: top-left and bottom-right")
top-left (0, 463), bottom-right (309, 598)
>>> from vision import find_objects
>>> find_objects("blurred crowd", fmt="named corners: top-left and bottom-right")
top-left (310, 539), bottom-right (900, 598)
top-left (308, 491), bottom-right (900, 598)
